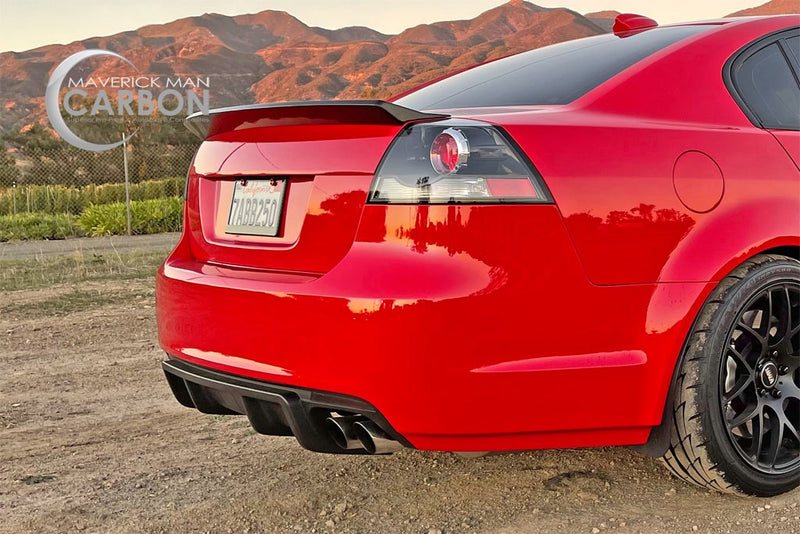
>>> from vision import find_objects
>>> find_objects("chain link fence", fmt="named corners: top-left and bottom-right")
top-left (0, 143), bottom-right (197, 217)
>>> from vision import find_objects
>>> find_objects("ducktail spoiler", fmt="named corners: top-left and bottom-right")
top-left (184, 100), bottom-right (449, 140)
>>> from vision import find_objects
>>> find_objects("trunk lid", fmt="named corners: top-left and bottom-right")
top-left (183, 101), bottom-right (446, 274)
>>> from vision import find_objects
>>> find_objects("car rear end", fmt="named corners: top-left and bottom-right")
top-left (157, 21), bottom-right (759, 454)
top-left (157, 91), bottom-right (648, 453)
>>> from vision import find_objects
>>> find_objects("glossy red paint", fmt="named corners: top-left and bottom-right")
top-left (671, 151), bottom-right (724, 214)
top-left (160, 199), bottom-right (715, 450)
top-left (771, 130), bottom-right (800, 168)
top-left (613, 14), bottom-right (659, 36)
top-left (157, 16), bottom-right (800, 453)
top-left (476, 16), bottom-right (800, 286)
top-left (187, 124), bottom-right (400, 273)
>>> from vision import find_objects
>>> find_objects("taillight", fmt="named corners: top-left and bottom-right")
top-left (430, 128), bottom-right (469, 175)
top-left (368, 120), bottom-right (551, 204)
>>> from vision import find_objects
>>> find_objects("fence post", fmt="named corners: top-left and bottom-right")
top-left (12, 181), bottom-right (16, 216)
top-left (122, 133), bottom-right (132, 236)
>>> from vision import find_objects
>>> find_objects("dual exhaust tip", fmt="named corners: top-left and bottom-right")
top-left (325, 414), bottom-right (403, 455)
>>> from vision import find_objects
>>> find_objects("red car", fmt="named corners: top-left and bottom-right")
top-left (157, 14), bottom-right (800, 496)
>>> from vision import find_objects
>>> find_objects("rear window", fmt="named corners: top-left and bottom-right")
top-left (396, 25), bottom-right (710, 110)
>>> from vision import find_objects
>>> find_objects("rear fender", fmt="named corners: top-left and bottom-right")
top-left (658, 197), bottom-right (800, 282)
top-left (638, 232), bottom-right (800, 457)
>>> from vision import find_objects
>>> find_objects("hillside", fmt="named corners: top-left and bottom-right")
top-left (1, 0), bottom-right (795, 135)
top-left (0, 1), bottom-right (607, 134)
top-left (727, 0), bottom-right (800, 17)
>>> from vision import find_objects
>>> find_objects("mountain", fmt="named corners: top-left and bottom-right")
top-left (249, 2), bottom-right (606, 104)
top-left (0, 1), bottom-right (787, 136)
top-left (0, 1), bottom-right (613, 134)
top-left (0, 10), bottom-right (392, 134)
top-left (727, 0), bottom-right (800, 16)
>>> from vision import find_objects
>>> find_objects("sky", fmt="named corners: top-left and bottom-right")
top-left (0, 0), bottom-right (768, 52)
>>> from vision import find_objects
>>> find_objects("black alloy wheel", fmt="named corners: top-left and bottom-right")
top-left (662, 254), bottom-right (800, 496)
top-left (720, 282), bottom-right (800, 474)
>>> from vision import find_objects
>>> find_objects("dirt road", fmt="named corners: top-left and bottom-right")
top-left (0, 247), bottom-right (798, 534)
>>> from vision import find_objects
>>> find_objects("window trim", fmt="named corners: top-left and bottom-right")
top-left (778, 34), bottom-right (800, 72)
top-left (723, 27), bottom-right (800, 131)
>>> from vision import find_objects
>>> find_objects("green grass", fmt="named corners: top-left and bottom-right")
top-left (0, 177), bottom-right (185, 216)
top-left (0, 251), bottom-right (167, 291)
top-left (0, 196), bottom-right (184, 241)
top-left (0, 213), bottom-right (84, 242)
top-left (79, 197), bottom-right (183, 237)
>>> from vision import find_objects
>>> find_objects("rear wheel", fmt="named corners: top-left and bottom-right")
top-left (662, 254), bottom-right (800, 496)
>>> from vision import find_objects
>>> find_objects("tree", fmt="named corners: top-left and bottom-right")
top-left (0, 141), bottom-right (21, 187)
top-left (2, 98), bottom-right (199, 187)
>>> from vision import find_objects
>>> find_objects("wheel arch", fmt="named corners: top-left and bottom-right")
top-left (760, 244), bottom-right (800, 262)
top-left (636, 243), bottom-right (799, 457)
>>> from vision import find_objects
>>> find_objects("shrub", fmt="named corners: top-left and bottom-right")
top-left (0, 213), bottom-right (84, 242)
top-left (0, 177), bottom-right (185, 216)
top-left (79, 197), bottom-right (184, 237)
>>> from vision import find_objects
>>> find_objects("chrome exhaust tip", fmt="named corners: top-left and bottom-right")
top-left (353, 420), bottom-right (403, 454)
top-left (325, 415), bottom-right (364, 450)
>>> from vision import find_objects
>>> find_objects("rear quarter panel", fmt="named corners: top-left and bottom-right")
top-left (504, 116), bottom-right (800, 285)
top-left (492, 17), bottom-right (800, 286)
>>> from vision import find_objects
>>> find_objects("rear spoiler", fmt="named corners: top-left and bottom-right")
top-left (184, 100), bottom-right (449, 140)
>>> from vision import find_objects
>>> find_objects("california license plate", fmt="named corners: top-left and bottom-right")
top-left (225, 179), bottom-right (286, 237)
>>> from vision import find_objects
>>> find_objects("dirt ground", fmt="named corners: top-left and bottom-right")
top-left (0, 233), bottom-right (180, 261)
top-left (0, 240), bottom-right (798, 534)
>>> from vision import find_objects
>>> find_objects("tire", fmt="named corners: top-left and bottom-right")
top-left (661, 253), bottom-right (800, 496)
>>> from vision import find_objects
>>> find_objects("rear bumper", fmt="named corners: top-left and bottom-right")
top-left (163, 358), bottom-right (409, 453)
top-left (158, 204), bottom-right (711, 452)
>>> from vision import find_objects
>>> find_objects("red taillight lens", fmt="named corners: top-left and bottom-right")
top-left (430, 128), bottom-right (469, 175)
top-left (369, 121), bottom-right (551, 204)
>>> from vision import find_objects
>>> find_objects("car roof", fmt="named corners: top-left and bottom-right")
top-left (438, 15), bottom-right (798, 128)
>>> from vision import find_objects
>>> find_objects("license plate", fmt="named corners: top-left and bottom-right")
top-left (225, 179), bottom-right (286, 237)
